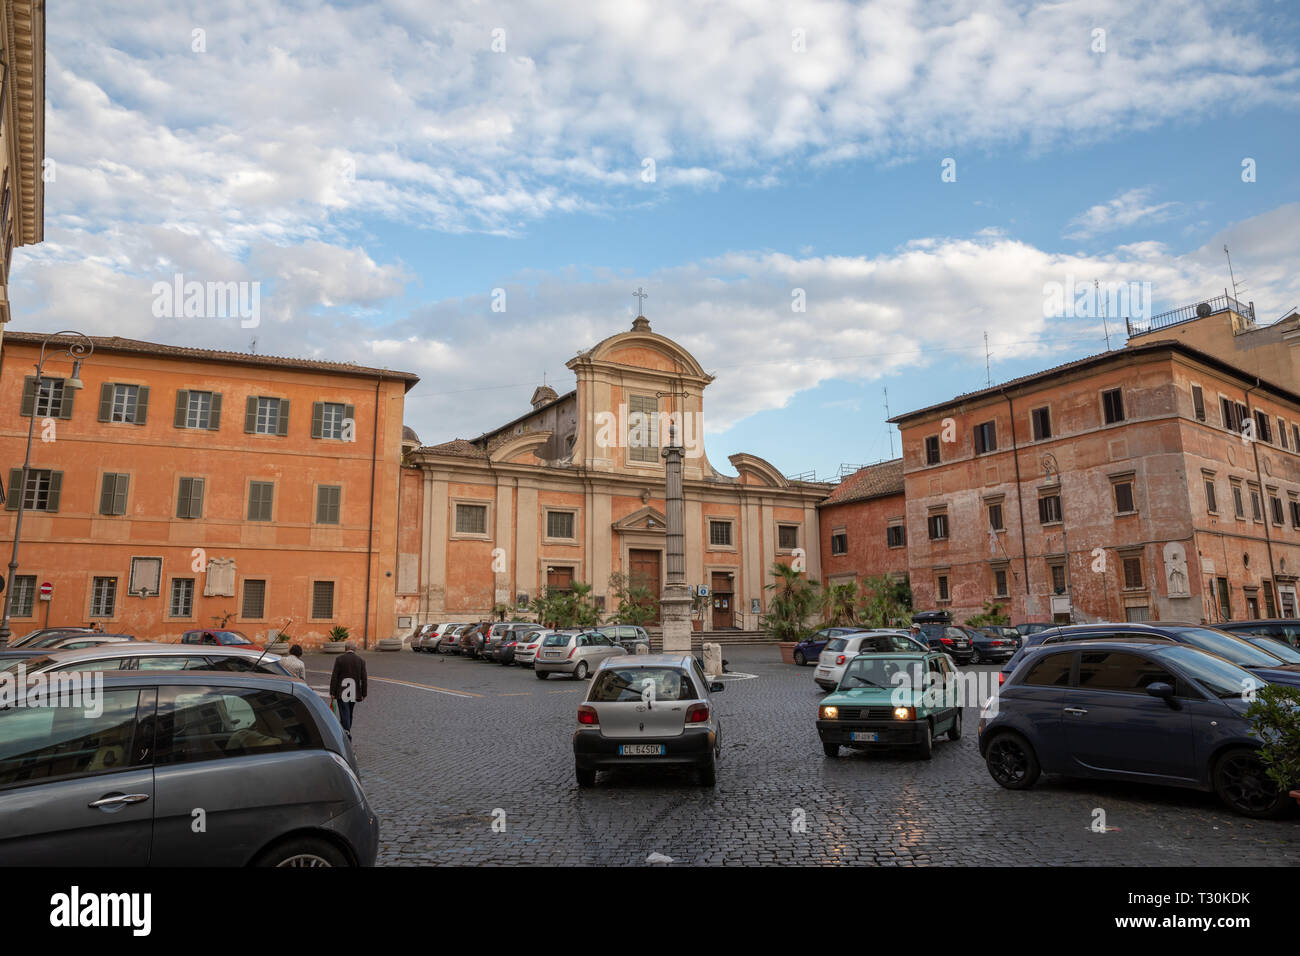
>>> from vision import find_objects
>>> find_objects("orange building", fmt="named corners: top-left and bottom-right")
top-left (818, 459), bottom-right (908, 593)
top-left (0, 333), bottom-right (418, 646)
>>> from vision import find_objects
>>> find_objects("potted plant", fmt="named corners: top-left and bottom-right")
top-left (265, 617), bottom-right (292, 655)
top-left (761, 562), bottom-right (821, 664)
top-left (322, 624), bottom-right (349, 654)
top-left (1244, 684), bottom-right (1300, 808)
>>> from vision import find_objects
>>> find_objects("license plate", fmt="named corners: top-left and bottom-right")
top-left (851, 732), bottom-right (879, 743)
top-left (619, 744), bottom-right (665, 756)
top-left (545, 651), bottom-right (562, 658)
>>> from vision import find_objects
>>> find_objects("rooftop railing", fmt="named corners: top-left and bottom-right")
top-left (1127, 293), bottom-right (1255, 337)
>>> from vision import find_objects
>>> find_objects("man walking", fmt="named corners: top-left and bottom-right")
top-left (329, 640), bottom-right (368, 737)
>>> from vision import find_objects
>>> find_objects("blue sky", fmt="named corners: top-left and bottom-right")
top-left (12, 0), bottom-right (1300, 479)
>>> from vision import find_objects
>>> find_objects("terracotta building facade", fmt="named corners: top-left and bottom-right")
top-left (818, 458), bottom-right (908, 591)
top-left (399, 316), bottom-right (831, 626)
top-left (889, 339), bottom-right (1300, 626)
top-left (0, 333), bottom-right (417, 646)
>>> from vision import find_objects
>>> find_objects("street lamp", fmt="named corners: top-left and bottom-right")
top-left (1041, 453), bottom-right (1074, 624)
top-left (0, 331), bottom-right (95, 645)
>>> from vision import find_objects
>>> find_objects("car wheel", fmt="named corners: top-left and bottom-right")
top-left (970, 649), bottom-right (981, 665)
top-left (915, 720), bottom-right (933, 760)
top-left (985, 731), bottom-right (1040, 790)
top-left (822, 742), bottom-right (839, 758)
top-left (793, 650), bottom-right (806, 666)
top-left (535, 669), bottom-right (549, 680)
top-left (576, 766), bottom-right (596, 788)
top-left (254, 836), bottom-right (350, 868)
top-left (574, 661), bottom-right (589, 680)
top-left (1213, 747), bottom-right (1292, 819)
top-left (699, 753), bottom-right (717, 787)
top-left (948, 709), bottom-right (962, 741)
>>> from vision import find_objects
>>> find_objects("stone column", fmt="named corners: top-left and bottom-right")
top-left (661, 442), bottom-right (693, 652)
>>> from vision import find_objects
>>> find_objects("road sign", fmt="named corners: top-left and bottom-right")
top-left (39, 581), bottom-right (53, 601)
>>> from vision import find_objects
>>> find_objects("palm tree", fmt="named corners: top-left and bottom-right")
top-left (823, 580), bottom-right (861, 627)
top-left (761, 562), bottom-right (821, 641)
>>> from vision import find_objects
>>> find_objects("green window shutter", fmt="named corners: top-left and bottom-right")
top-left (311, 402), bottom-right (324, 439)
top-left (177, 478), bottom-right (191, 518)
top-left (100, 474), bottom-right (115, 514)
top-left (6, 468), bottom-right (22, 510)
top-left (114, 474), bottom-right (129, 515)
top-left (316, 487), bottom-right (326, 523)
top-left (135, 387), bottom-right (150, 425)
top-left (46, 472), bottom-right (62, 512)
top-left (244, 397), bottom-right (258, 433)
top-left (277, 399), bottom-right (290, 436)
top-left (209, 393), bottom-right (222, 430)
top-left (98, 383), bottom-right (114, 422)
top-left (20, 376), bottom-right (35, 417)
top-left (192, 478), bottom-right (204, 518)
top-left (174, 390), bottom-right (189, 428)
top-left (59, 383), bottom-right (75, 420)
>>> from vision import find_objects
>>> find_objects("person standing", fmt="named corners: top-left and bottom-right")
top-left (329, 640), bottom-right (367, 737)
top-left (281, 643), bottom-right (307, 681)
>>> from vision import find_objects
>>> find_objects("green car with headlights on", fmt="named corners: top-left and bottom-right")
top-left (816, 651), bottom-right (963, 760)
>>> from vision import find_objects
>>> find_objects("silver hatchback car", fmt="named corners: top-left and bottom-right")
top-left (573, 654), bottom-right (725, 787)
top-left (0, 642), bottom-right (293, 678)
top-left (535, 629), bottom-right (625, 680)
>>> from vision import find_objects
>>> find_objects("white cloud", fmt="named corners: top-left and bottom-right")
top-left (1065, 187), bottom-right (1184, 240)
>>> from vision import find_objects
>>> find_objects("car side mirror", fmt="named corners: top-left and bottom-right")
top-left (709, 681), bottom-right (725, 693)
top-left (1145, 682), bottom-right (1177, 707)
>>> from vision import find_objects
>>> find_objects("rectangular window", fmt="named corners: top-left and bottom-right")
top-left (1216, 577), bottom-right (1231, 618)
top-left (247, 396), bottom-right (289, 436)
top-left (1031, 407), bottom-right (1052, 441)
top-left (90, 576), bottom-right (118, 618)
top-left (10, 575), bottom-right (36, 617)
top-left (1249, 484), bottom-right (1263, 522)
top-left (107, 384), bottom-right (141, 423)
top-left (241, 579), bottom-right (267, 619)
top-left (1102, 388), bottom-right (1125, 424)
top-left (1280, 419), bottom-right (1290, 451)
top-left (1255, 410), bottom-right (1273, 444)
top-left (176, 477), bottom-right (205, 519)
top-left (26, 377), bottom-right (66, 418)
top-left (1231, 481), bottom-right (1245, 518)
top-left (1191, 385), bottom-right (1205, 422)
top-left (1204, 476), bottom-right (1218, 514)
top-left (987, 502), bottom-right (1004, 531)
top-left (927, 513), bottom-right (949, 541)
top-left (778, 525), bottom-right (799, 550)
top-left (886, 524), bottom-right (906, 548)
top-left (830, 531), bottom-right (847, 555)
top-left (316, 485), bottom-right (342, 525)
top-left (1293, 424), bottom-right (1300, 452)
top-left (454, 502), bottom-right (487, 535)
top-left (546, 510), bottom-right (575, 539)
top-left (936, 575), bottom-right (950, 602)
top-left (248, 481), bottom-right (274, 522)
top-left (1270, 494), bottom-right (1284, 526)
top-left (1264, 581), bottom-right (1278, 619)
top-left (924, 435), bottom-right (940, 465)
top-left (627, 394), bottom-right (659, 463)
top-left (311, 581), bottom-right (335, 619)
top-left (176, 389), bottom-right (221, 430)
top-left (312, 401), bottom-right (353, 440)
top-left (993, 567), bottom-right (1009, 598)
top-left (1038, 494), bottom-right (1062, 524)
top-left (709, 520), bottom-right (733, 547)
top-left (973, 421), bottom-right (997, 455)
top-left (1049, 564), bottom-right (1066, 594)
top-left (99, 473), bottom-right (129, 516)
top-left (1113, 479), bottom-right (1136, 514)
top-left (1122, 556), bottom-right (1143, 589)
top-left (5, 469), bottom-right (63, 513)
top-left (1220, 397), bottom-right (1237, 432)
top-left (1291, 499), bottom-right (1300, 530)
top-left (169, 578), bottom-right (195, 618)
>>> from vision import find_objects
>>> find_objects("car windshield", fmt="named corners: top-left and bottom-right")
top-left (1162, 645), bottom-right (1262, 699)
top-left (2, 655), bottom-right (55, 673)
top-left (1171, 627), bottom-right (1288, 667)
top-left (1244, 636), bottom-right (1300, 663)
top-left (840, 656), bottom-right (917, 689)
top-left (542, 633), bottom-right (570, 647)
top-left (217, 631), bottom-right (251, 644)
top-left (825, 638), bottom-right (848, 652)
top-left (589, 667), bottom-right (695, 702)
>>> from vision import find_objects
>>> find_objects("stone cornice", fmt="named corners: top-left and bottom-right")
top-left (5, 0), bottom-right (43, 246)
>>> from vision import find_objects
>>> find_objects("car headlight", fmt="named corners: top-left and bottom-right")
top-left (820, 705), bottom-right (838, 720)
top-left (893, 706), bottom-right (915, 720)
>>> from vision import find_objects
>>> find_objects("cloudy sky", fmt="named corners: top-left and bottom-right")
top-left (12, 0), bottom-right (1300, 477)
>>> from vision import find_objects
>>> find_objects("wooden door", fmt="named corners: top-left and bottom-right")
top-left (629, 549), bottom-right (661, 624)
top-left (711, 571), bottom-right (733, 629)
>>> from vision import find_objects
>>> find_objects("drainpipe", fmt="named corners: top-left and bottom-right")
top-left (363, 375), bottom-right (381, 649)
top-left (1244, 378), bottom-right (1279, 608)
top-left (1002, 389), bottom-right (1032, 606)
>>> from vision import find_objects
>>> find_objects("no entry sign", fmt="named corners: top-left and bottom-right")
top-left (39, 581), bottom-right (52, 601)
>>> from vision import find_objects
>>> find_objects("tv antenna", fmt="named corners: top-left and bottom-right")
top-left (983, 331), bottom-right (991, 386)
top-left (883, 387), bottom-right (894, 458)
top-left (1225, 245), bottom-right (1247, 300)
top-left (1096, 279), bottom-right (1111, 349)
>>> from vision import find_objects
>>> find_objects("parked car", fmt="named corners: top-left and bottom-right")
top-left (460, 622), bottom-right (493, 659)
top-left (514, 629), bottom-right (548, 667)
top-left (997, 622), bottom-right (1300, 689)
top-left (19, 632), bottom-right (136, 651)
top-left (424, 622), bottom-right (467, 652)
top-left (964, 626), bottom-right (1018, 664)
top-left (814, 631), bottom-right (929, 691)
top-left (0, 671), bottom-right (379, 865)
top-left (573, 654), bottom-right (724, 787)
top-left (597, 625), bottom-right (652, 654)
top-left (979, 640), bottom-right (1292, 818)
top-left (535, 629), bottom-right (625, 680)
top-left (817, 650), bottom-right (963, 759)
top-left (180, 628), bottom-right (257, 647)
top-left (496, 624), bottom-right (543, 665)
top-left (978, 625), bottom-right (1023, 647)
top-left (793, 627), bottom-right (861, 666)
top-left (9, 626), bottom-right (96, 648)
top-left (438, 623), bottom-right (472, 654)
top-left (482, 623), bottom-right (521, 661)
top-left (0, 642), bottom-right (293, 678)
top-left (1016, 622), bottom-right (1056, 637)
top-left (410, 623), bottom-right (437, 652)
top-left (1217, 619), bottom-right (1300, 650)
top-left (914, 623), bottom-right (975, 665)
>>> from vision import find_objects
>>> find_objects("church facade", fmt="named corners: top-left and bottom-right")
top-left (396, 316), bottom-right (831, 626)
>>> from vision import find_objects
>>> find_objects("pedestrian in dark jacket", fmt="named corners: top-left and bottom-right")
top-left (329, 641), bottom-right (368, 736)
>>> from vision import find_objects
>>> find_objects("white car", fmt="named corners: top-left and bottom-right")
top-left (814, 631), bottom-right (928, 691)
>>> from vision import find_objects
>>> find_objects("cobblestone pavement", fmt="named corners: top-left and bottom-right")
top-left (304, 646), bottom-right (1300, 866)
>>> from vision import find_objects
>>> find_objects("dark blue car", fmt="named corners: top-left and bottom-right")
top-left (793, 627), bottom-right (861, 666)
top-left (998, 622), bottom-right (1300, 689)
top-left (979, 640), bottom-right (1293, 818)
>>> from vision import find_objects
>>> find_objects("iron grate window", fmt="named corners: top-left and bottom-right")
top-left (709, 521), bottom-right (733, 547)
top-left (242, 579), bottom-right (267, 619)
top-left (455, 503), bottom-right (487, 534)
top-left (778, 525), bottom-right (799, 550)
top-left (1122, 557), bottom-right (1143, 590)
top-left (547, 511), bottom-right (575, 539)
top-left (311, 581), bottom-right (335, 619)
top-left (11, 575), bottom-right (35, 617)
